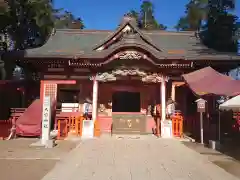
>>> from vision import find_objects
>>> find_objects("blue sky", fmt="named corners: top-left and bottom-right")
top-left (54, 0), bottom-right (240, 30)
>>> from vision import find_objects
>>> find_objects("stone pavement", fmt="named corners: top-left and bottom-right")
top-left (41, 136), bottom-right (239, 180)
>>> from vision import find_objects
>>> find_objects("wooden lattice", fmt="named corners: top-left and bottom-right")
top-left (44, 83), bottom-right (57, 101)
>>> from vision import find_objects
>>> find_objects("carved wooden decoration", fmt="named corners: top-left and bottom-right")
top-left (90, 72), bottom-right (116, 82)
top-left (142, 73), bottom-right (168, 83)
top-left (118, 51), bottom-right (142, 60)
top-left (90, 68), bottom-right (168, 83)
top-left (112, 68), bottom-right (146, 76)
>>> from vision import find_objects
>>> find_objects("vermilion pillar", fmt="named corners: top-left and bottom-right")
top-left (161, 79), bottom-right (166, 122)
top-left (159, 78), bottom-right (166, 137)
top-left (171, 83), bottom-right (176, 101)
top-left (92, 78), bottom-right (99, 122)
top-left (40, 80), bottom-right (76, 130)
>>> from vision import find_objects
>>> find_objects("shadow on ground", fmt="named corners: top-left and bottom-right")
top-left (0, 138), bottom-right (78, 180)
top-left (183, 141), bottom-right (240, 179)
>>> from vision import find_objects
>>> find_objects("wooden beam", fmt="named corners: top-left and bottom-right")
top-left (43, 80), bottom-right (76, 84)
top-left (173, 82), bottom-right (185, 87)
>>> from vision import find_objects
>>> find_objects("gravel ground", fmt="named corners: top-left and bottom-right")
top-left (0, 138), bottom-right (78, 180)
top-left (183, 141), bottom-right (240, 179)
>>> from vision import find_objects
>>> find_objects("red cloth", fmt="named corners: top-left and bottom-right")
top-left (182, 67), bottom-right (240, 96)
top-left (16, 99), bottom-right (42, 136)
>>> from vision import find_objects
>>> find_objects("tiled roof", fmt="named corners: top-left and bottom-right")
top-left (24, 20), bottom-right (240, 61)
top-left (25, 29), bottom-right (111, 58)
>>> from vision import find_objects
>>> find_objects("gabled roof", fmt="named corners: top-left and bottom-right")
top-left (92, 18), bottom-right (162, 52)
top-left (22, 17), bottom-right (240, 61)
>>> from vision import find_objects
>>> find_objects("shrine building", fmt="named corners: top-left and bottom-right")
top-left (3, 16), bottom-right (240, 137)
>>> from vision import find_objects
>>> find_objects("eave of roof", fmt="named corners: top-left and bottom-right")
top-left (6, 22), bottom-right (240, 62)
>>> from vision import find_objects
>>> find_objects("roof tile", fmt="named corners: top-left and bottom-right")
top-left (24, 28), bottom-right (240, 61)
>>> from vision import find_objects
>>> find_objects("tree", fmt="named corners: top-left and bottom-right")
top-left (2, 0), bottom-right (55, 50)
top-left (0, 0), bottom-right (8, 79)
top-left (175, 0), bottom-right (208, 31)
top-left (176, 0), bottom-right (236, 31)
top-left (200, 0), bottom-right (237, 52)
top-left (125, 1), bottom-right (167, 30)
top-left (0, 0), bottom-right (56, 80)
top-left (174, 17), bottom-right (190, 31)
top-left (0, 40), bottom-right (6, 80)
top-left (69, 18), bottom-right (85, 29)
top-left (54, 11), bottom-right (85, 29)
top-left (140, 1), bottom-right (166, 30)
top-left (0, 1), bottom-right (85, 80)
top-left (176, 0), bottom-right (237, 52)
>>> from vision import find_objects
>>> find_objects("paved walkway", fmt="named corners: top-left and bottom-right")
top-left (41, 136), bottom-right (239, 180)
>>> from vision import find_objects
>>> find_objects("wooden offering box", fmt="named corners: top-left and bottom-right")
top-left (112, 112), bottom-right (146, 134)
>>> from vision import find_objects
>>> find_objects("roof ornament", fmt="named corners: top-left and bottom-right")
top-left (120, 14), bottom-right (138, 27)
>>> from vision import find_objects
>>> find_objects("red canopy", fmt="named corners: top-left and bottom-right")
top-left (182, 67), bottom-right (240, 96)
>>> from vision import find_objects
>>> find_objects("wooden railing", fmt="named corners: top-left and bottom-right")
top-left (56, 113), bottom-right (101, 139)
top-left (0, 119), bottom-right (12, 139)
top-left (56, 112), bottom-right (83, 139)
top-left (57, 117), bottom-right (69, 139)
top-left (0, 108), bottom-right (25, 140)
top-left (171, 112), bottom-right (183, 137)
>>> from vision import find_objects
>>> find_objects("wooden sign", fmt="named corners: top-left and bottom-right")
top-left (196, 98), bottom-right (206, 113)
top-left (41, 96), bottom-right (51, 145)
top-left (195, 98), bottom-right (206, 144)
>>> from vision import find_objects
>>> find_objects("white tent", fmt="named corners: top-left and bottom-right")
top-left (219, 95), bottom-right (240, 111)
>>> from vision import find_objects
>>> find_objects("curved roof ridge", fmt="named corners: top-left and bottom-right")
top-left (55, 29), bottom-right (113, 33)
top-left (92, 21), bottom-right (130, 50)
top-left (143, 31), bottom-right (195, 36)
top-left (92, 20), bottom-right (164, 52)
top-left (80, 42), bottom-right (167, 60)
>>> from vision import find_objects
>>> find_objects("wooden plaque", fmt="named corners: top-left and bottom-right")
top-left (112, 113), bottom-right (146, 134)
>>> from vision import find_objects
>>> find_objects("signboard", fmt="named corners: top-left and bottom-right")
top-left (61, 103), bottom-right (79, 112)
top-left (196, 98), bottom-right (206, 113)
top-left (195, 98), bottom-right (206, 144)
top-left (81, 120), bottom-right (94, 139)
top-left (41, 96), bottom-right (51, 144)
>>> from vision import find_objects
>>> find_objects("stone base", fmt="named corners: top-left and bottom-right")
top-left (209, 140), bottom-right (221, 150)
top-left (45, 139), bottom-right (55, 148)
top-left (161, 120), bottom-right (173, 138)
top-left (30, 139), bottom-right (56, 148)
top-left (30, 140), bottom-right (45, 147)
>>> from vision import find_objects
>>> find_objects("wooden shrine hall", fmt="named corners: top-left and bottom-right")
top-left (3, 15), bottom-right (240, 138)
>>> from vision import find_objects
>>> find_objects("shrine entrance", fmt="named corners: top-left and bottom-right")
top-left (111, 89), bottom-right (145, 134)
top-left (112, 91), bottom-right (140, 112)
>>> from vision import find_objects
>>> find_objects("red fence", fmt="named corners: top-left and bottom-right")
top-left (0, 108), bottom-right (25, 139)
top-left (56, 113), bottom-right (101, 139)
top-left (0, 120), bottom-right (12, 139)
top-left (172, 113), bottom-right (183, 137)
